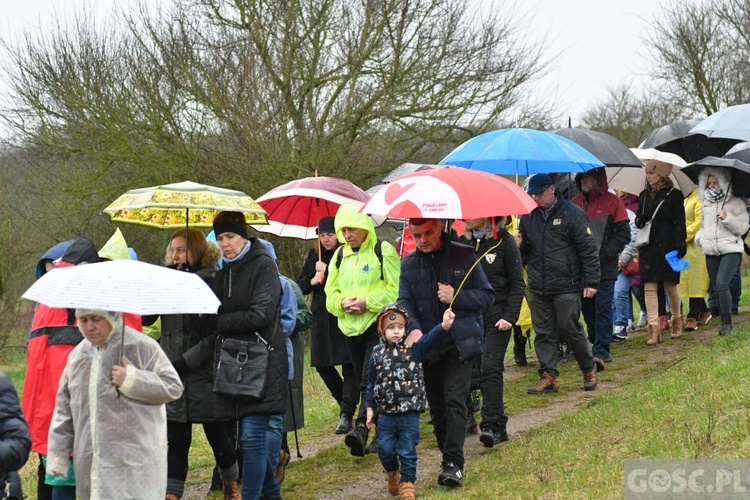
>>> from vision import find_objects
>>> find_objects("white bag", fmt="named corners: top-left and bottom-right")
top-left (635, 200), bottom-right (665, 250)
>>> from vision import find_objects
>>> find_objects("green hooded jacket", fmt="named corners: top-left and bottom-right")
top-left (324, 205), bottom-right (400, 336)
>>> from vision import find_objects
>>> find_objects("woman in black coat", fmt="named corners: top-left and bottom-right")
top-left (635, 160), bottom-right (687, 345)
top-left (149, 229), bottom-right (239, 500)
top-left (0, 372), bottom-right (30, 500)
top-left (296, 216), bottom-right (358, 435)
top-left (212, 211), bottom-right (287, 500)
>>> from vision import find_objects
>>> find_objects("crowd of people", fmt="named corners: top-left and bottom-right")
top-left (3, 159), bottom-right (749, 499)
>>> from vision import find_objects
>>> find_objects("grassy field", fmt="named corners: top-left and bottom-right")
top-left (4, 281), bottom-right (750, 498)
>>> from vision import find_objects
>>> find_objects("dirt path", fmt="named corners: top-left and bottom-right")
top-left (182, 315), bottom-right (742, 499)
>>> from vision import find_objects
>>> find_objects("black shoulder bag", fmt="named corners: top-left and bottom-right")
top-left (214, 330), bottom-right (275, 400)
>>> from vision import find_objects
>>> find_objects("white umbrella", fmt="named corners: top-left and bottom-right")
top-left (23, 260), bottom-right (220, 315)
top-left (606, 148), bottom-right (696, 197)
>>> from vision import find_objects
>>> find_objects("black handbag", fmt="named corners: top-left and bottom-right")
top-left (213, 333), bottom-right (273, 400)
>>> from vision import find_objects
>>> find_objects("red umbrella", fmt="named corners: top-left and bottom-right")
top-left (359, 167), bottom-right (537, 220)
top-left (251, 176), bottom-right (371, 240)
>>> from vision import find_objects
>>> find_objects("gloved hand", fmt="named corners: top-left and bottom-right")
top-left (635, 213), bottom-right (651, 228)
top-left (172, 357), bottom-right (189, 377)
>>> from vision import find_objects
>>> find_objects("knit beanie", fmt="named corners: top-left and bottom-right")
top-left (645, 159), bottom-right (673, 178)
top-left (213, 211), bottom-right (249, 239)
top-left (377, 302), bottom-right (409, 337)
top-left (317, 215), bottom-right (336, 235)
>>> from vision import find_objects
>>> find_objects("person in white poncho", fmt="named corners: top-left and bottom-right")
top-left (47, 309), bottom-right (183, 499)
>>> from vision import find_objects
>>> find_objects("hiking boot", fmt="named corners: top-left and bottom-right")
top-left (276, 448), bottom-right (291, 485)
top-left (398, 481), bottom-right (416, 500)
top-left (719, 323), bottom-right (733, 336)
top-left (165, 494), bottom-right (179, 500)
top-left (583, 370), bottom-right (598, 391)
top-left (334, 414), bottom-right (353, 435)
top-left (385, 470), bottom-right (400, 496)
top-left (593, 356), bottom-right (605, 373)
top-left (479, 429), bottom-right (509, 448)
top-left (222, 480), bottom-right (240, 500)
top-left (699, 311), bottom-right (712, 325)
top-left (365, 431), bottom-right (379, 454)
top-left (527, 372), bottom-right (558, 394)
top-left (437, 462), bottom-right (464, 487)
top-left (345, 426), bottom-right (369, 457)
top-left (684, 318), bottom-right (698, 331)
top-left (670, 315), bottom-right (684, 339)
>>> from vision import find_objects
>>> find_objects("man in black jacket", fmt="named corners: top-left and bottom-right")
top-left (517, 174), bottom-right (600, 394)
top-left (399, 218), bottom-right (494, 487)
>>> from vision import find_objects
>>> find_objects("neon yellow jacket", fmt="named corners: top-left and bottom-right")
top-left (324, 205), bottom-right (400, 336)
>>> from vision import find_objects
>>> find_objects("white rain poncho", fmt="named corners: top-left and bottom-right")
top-left (47, 314), bottom-right (183, 500)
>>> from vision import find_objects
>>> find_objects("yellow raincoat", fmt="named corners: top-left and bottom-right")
top-left (678, 190), bottom-right (709, 299)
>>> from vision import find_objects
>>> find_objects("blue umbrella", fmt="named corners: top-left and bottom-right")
top-left (438, 128), bottom-right (605, 175)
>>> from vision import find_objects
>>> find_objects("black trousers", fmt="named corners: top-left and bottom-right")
top-left (477, 327), bottom-right (511, 434)
top-left (167, 420), bottom-right (237, 493)
top-left (345, 324), bottom-right (380, 427)
top-left (315, 363), bottom-right (359, 417)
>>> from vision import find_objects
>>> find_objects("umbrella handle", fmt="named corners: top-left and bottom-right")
top-left (449, 239), bottom-right (502, 309)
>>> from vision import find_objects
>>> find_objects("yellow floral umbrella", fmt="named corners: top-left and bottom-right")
top-left (102, 181), bottom-right (268, 229)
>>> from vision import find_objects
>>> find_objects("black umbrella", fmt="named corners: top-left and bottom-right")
top-left (639, 119), bottom-right (722, 162)
top-left (553, 127), bottom-right (642, 168)
top-left (723, 141), bottom-right (750, 163)
top-left (682, 156), bottom-right (750, 198)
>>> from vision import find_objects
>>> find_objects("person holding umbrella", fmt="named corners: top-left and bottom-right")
top-left (695, 168), bottom-right (749, 335)
top-left (635, 160), bottom-right (687, 345)
top-left (296, 215), bottom-right (358, 435)
top-left (46, 308), bottom-right (184, 499)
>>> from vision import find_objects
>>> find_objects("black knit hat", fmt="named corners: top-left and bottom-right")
top-left (317, 216), bottom-right (336, 235)
top-left (213, 211), bottom-right (249, 239)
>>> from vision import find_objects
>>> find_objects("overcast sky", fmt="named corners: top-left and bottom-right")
top-left (1, 0), bottom-right (675, 132)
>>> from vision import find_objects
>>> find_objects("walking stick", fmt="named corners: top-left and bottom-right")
top-left (288, 382), bottom-right (303, 458)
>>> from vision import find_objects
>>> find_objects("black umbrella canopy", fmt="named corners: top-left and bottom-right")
top-left (682, 156), bottom-right (750, 198)
top-left (639, 119), bottom-right (722, 162)
top-left (553, 127), bottom-right (642, 168)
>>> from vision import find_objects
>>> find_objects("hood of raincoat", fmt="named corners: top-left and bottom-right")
top-left (59, 237), bottom-right (100, 266)
top-left (574, 167), bottom-right (610, 193)
top-left (334, 204), bottom-right (377, 247)
top-left (36, 239), bottom-right (75, 279)
top-left (98, 228), bottom-right (131, 261)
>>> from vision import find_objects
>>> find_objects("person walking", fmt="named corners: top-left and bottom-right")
top-left (325, 205), bottom-right (401, 457)
top-left (366, 303), bottom-right (455, 499)
top-left (635, 160), bottom-right (687, 345)
top-left (296, 216), bottom-right (358, 435)
top-left (399, 218), bottom-right (494, 487)
top-left (517, 174), bottom-right (600, 394)
top-left (680, 188), bottom-right (712, 331)
top-left (571, 168), bottom-right (630, 369)
top-left (458, 216), bottom-right (525, 448)
top-left (696, 168), bottom-right (749, 335)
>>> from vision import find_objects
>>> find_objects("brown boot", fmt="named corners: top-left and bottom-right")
top-left (646, 324), bottom-right (661, 345)
top-left (670, 315), bottom-right (684, 339)
top-left (385, 470), bottom-right (401, 496)
top-left (222, 480), bottom-right (240, 500)
top-left (165, 495), bottom-right (180, 500)
top-left (527, 372), bottom-right (558, 394)
top-left (399, 481), bottom-right (416, 500)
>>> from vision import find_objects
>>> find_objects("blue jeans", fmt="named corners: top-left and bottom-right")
top-left (614, 272), bottom-right (634, 326)
top-left (376, 412), bottom-right (421, 483)
top-left (239, 413), bottom-right (272, 499)
top-left (705, 253), bottom-right (742, 324)
top-left (582, 279), bottom-right (615, 359)
top-left (262, 414), bottom-right (284, 498)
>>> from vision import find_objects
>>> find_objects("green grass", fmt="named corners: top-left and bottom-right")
top-left (6, 281), bottom-right (750, 498)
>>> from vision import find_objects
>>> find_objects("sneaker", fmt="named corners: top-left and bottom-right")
top-left (613, 325), bottom-right (628, 342)
top-left (344, 426), bottom-right (369, 457)
top-left (384, 470), bottom-right (400, 496)
top-left (593, 356), bottom-right (605, 372)
top-left (527, 372), bottom-right (558, 394)
top-left (583, 370), bottom-right (598, 391)
top-left (637, 311), bottom-right (648, 329)
top-left (334, 414), bottom-right (353, 435)
top-left (627, 319), bottom-right (635, 332)
top-left (437, 462), bottom-right (464, 487)
top-left (698, 311), bottom-right (712, 325)
top-left (276, 448), bottom-right (291, 485)
top-left (479, 429), bottom-right (509, 448)
top-left (684, 318), bottom-right (698, 331)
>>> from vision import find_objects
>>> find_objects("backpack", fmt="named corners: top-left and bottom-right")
top-left (333, 239), bottom-right (385, 280)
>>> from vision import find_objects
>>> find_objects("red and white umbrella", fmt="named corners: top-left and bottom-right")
top-left (251, 176), bottom-right (372, 239)
top-left (360, 167), bottom-right (537, 220)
